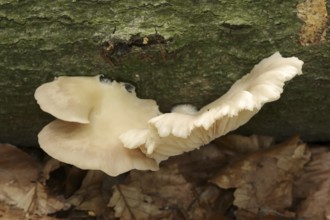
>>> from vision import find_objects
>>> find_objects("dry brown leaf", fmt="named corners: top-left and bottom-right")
top-left (236, 209), bottom-right (296, 220)
top-left (68, 170), bottom-right (109, 216)
top-left (0, 144), bottom-right (68, 216)
top-left (109, 184), bottom-right (164, 220)
top-left (45, 164), bottom-right (87, 198)
top-left (40, 158), bottom-right (61, 183)
top-left (108, 135), bottom-right (275, 220)
top-left (210, 136), bottom-right (311, 216)
top-left (0, 201), bottom-right (29, 220)
top-left (108, 164), bottom-right (194, 220)
top-left (108, 160), bottom-right (226, 220)
top-left (42, 163), bottom-right (117, 218)
top-left (168, 143), bottom-right (228, 182)
top-left (129, 165), bottom-right (224, 219)
top-left (166, 134), bottom-right (273, 183)
top-left (29, 182), bottom-right (69, 215)
top-left (0, 144), bottom-right (41, 211)
top-left (1, 134), bottom-right (323, 219)
top-left (294, 147), bottom-right (330, 220)
top-left (0, 201), bottom-right (62, 220)
top-left (296, 178), bottom-right (330, 220)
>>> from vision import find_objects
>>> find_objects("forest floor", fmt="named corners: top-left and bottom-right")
top-left (0, 134), bottom-right (329, 220)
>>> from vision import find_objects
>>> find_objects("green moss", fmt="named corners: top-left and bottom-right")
top-left (0, 0), bottom-right (329, 146)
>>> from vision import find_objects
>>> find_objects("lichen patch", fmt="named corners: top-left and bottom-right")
top-left (297, 0), bottom-right (328, 45)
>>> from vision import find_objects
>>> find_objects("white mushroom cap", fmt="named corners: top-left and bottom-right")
top-left (35, 76), bottom-right (103, 123)
top-left (120, 52), bottom-right (304, 163)
top-left (36, 76), bottom-right (160, 176)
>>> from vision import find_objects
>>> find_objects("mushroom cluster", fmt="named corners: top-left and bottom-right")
top-left (35, 52), bottom-right (303, 176)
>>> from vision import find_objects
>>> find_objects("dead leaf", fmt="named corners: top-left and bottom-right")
top-left (168, 143), bottom-right (228, 182)
top-left (108, 135), bottom-right (277, 220)
top-left (0, 201), bottom-right (60, 220)
top-left (0, 144), bottom-right (41, 211)
top-left (29, 182), bottom-right (69, 215)
top-left (0, 144), bottom-right (68, 216)
top-left (0, 135), bottom-right (324, 219)
top-left (109, 184), bottom-right (164, 220)
top-left (210, 136), bottom-right (311, 216)
top-left (44, 162), bottom-right (87, 198)
top-left (39, 159), bottom-right (119, 219)
top-left (294, 147), bottom-right (330, 220)
top-left (236, 209), bottom-right (296, 220)
top-left (0, 201), bottom-right (29, 220)
top-left (109, 160), bottom-right (227, 220)
top-left (68, 170), bottom-right (109, 216)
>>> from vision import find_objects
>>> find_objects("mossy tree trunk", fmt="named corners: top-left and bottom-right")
top-left (0, 0), bottom-right (329, 146)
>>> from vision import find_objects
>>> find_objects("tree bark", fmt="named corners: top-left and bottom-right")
top-left (0, 0), bottom-right (329, 146)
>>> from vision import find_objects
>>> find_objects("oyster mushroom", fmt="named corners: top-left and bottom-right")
top-left (120, 52), bottom-right (304, 163)
top-left (35, 76), bottom-right (160, 176)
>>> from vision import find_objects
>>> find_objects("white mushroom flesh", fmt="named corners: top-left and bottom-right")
top-left (36, 76), bottom-right (160, 176)
top-left (120, 52), bottom-right (304, 163)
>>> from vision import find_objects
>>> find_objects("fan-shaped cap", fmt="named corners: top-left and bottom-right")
top-left (120, 52), bottom-right (304, 163)
top-left (35, 76), bottom-right (103, 123)
top-left (36, 76), bottom-right (160, 176)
